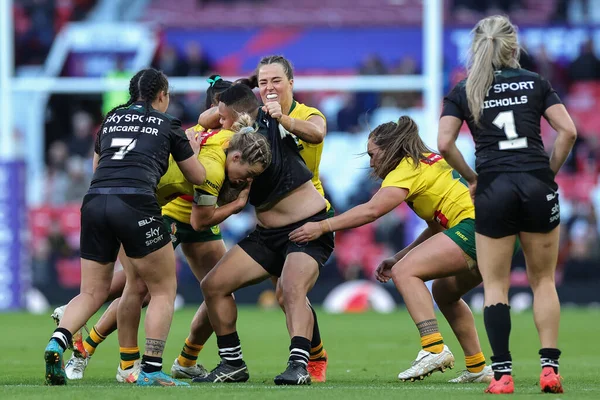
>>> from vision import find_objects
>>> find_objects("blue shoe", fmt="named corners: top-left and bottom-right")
top-left (137, 370), bottom-right (190, 386)
top-left (44, 340), bottom-right (67, 385)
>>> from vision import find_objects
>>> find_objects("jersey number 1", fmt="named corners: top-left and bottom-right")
top-left (492, 110), bottom-right (528, 150)
top-left (110, 138), bottom-right (137, 160)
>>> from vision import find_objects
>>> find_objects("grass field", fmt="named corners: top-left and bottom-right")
top-left (1, 306), bottom-right (598, 399)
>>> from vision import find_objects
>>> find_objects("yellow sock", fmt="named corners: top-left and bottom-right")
top-left (309, 340), bottom-right (326, 361)
top-left (177, 338), bottom-right (203, 368)
top-left (420, 333), bottom-right (444, 354)
top-left (465, 352), bottom-right (486, 373)
top-left (119, 346), bottom-right (140, 370)
top-left (83, 326), bottom-right (107, 356)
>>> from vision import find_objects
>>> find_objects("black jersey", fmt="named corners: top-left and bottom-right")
top-left (91, 102), bottom-right (194, 192)
top-left (249, 108), bottom-right (313, 208)
top-left (442, 68), bottom-right (562, 174)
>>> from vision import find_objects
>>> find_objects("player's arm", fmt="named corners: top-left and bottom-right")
top-left (545, 104), bottom-right (577, 175)
top-left (198, 106), bottom-right (221, 129)
top-left (189, 184), bottom-right (250, 231)
top-left (288, 186), bottom-right (407, 243)
top-left (391, 220), bottom-right (443, 262)
top-left (279, 114), bottom-right (326, 144)
top-left (437, 116), bottom-right (477, 184)
top-left (374, 220), bottom-right (442, 282)
top-left (93, 130), bottom-right (101, 172)
top-left (177, 157), bottom-right (206, 186)
top-left (92, 152), bottom-right (99, 172)
top-left (171, 119), bottom-right (206, 186)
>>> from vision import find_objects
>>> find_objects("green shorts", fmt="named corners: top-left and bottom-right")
top-left (163, 215), bottom-right (222, 249)
top-left (443, 218), bottom-right (520, 265)
top-left (444, 218), bottom-right (478, 261)
top-left (326, 206), bottom-right (335, 218)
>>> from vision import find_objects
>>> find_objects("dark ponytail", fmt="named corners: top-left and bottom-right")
top-left (236, 75), bottom-right (258, 89)
top-left (205, 74), bottom-right (233, 110)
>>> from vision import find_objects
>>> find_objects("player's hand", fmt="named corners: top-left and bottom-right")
top-left (233, 180), bottom-right (252, 213)
top-left (262, 101), bottom-right (283, 120)
top-left (468, 179), bottom-right (477, 204)
top-left (375, 257), bottom-right (398, 283)
top-left (289, 222), bottom-right (323, 243)
top-left (186, 127), bottom-right (201, 156)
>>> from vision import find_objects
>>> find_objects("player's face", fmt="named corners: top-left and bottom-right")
top-left (218, 102), bottom-right (237, 130)
top-left (226, 151), bottom-right (265, 185)
top-left (258, 64), bottom-right (293, 106)
top-left (367, 139), bottom-right (383, 176)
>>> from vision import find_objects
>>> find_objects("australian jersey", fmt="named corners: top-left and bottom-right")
top-left (381, 153), bottom-right (475, 229)
top-left (157, 126), bottom-right (235, 223)
top-left (91, 102), bottom-right (194, 193)
top-left (249, 108), bottom-right (313, 208)
top-left (442, 68), bottom-right (561, 174)
top-left (288, 101), bottom-right (329, 208)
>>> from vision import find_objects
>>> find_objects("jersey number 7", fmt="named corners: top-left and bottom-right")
top-left (110, 138), bottom-right (137, 160)
top-left (493, 110), bottom-right (528, 150)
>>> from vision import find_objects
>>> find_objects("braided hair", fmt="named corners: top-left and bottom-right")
top-left (137, 68), bottom-right (169, 126)
top-left (98, 69), bottom-right (145, 133)
top-left (96, 69), bottom-right (147, 152)
top-left (96, 68), bottom-right (169, 153)
top-left (205, 74), bottom-right (233, 110)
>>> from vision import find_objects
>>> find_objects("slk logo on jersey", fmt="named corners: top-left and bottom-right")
top-left (138, 217), bottom-right (155, 227)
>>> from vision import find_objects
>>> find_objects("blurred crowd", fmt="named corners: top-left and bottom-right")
top-left (14, 0), bottom-right (600, 294)
top-left (14, 0), bottom-right (97, 66)
top-left (453, 0), bottom-right (600, 24)
top-left (36, 35), bottom-right (600, 289)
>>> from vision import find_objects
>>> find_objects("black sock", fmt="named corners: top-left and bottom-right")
top-left (217, 332), bottom-right (243, 367)
top-left (289, 336), bottom-right (311, 366)
top-left (141, 354), bottom-right (162, 373)
top-left (484, 303), bottom-right (512, 380)
top-left (50, 328), bottom-right (72, 351)
top-left (309, 304), bottom-right (322, 349)
top-left (540, 348), bottom-right (561, 374)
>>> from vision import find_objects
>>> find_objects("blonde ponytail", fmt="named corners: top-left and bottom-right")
top-left (228, 113), bottom-right (272, 168)
top-left (466, 15), bottom-right (520, 125)
top-left (231, 113), bottom-right (256, 134)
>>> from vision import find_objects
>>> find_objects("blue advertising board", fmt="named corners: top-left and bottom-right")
top-left (0, 162), bottom-right (28, 310)
top-left (160, 25), bottom-right (600, 75)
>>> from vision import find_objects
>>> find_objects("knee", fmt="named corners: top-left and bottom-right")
top-left (431, 281), bottom-right (445, 304)
top-left (281, 282), bottom-right (306, 306)
top-left (528, 274), bottom-right (555, 291)
top-left (390, 264), bottom-right (412, 288)
top-left (432, 281), bottom-right (457, 306)
top-left (131, 278), bottom-right (149, 299)
top-left (91, 288), bottom-right (111, 306)
top-left (200, 274), bottom-right (221, 300)
top-left (82, 282), bottom-right (112, 304)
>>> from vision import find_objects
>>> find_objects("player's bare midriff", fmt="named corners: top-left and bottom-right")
top-left (255, 181), bottom-right (326, 229)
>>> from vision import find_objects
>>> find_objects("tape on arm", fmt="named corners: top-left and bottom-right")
top-left (194, 188), bottom-right (218, 206)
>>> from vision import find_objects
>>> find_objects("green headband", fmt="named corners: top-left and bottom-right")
top-left (207, 75), bottom-right (222, 87)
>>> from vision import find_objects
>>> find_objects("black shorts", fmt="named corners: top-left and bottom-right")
top-left (80, 189), bottom-right (170, 262)
top-left (475, 168), bottom-right (560, 238)
top-left (238, 209), bottom-right (335, 277)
